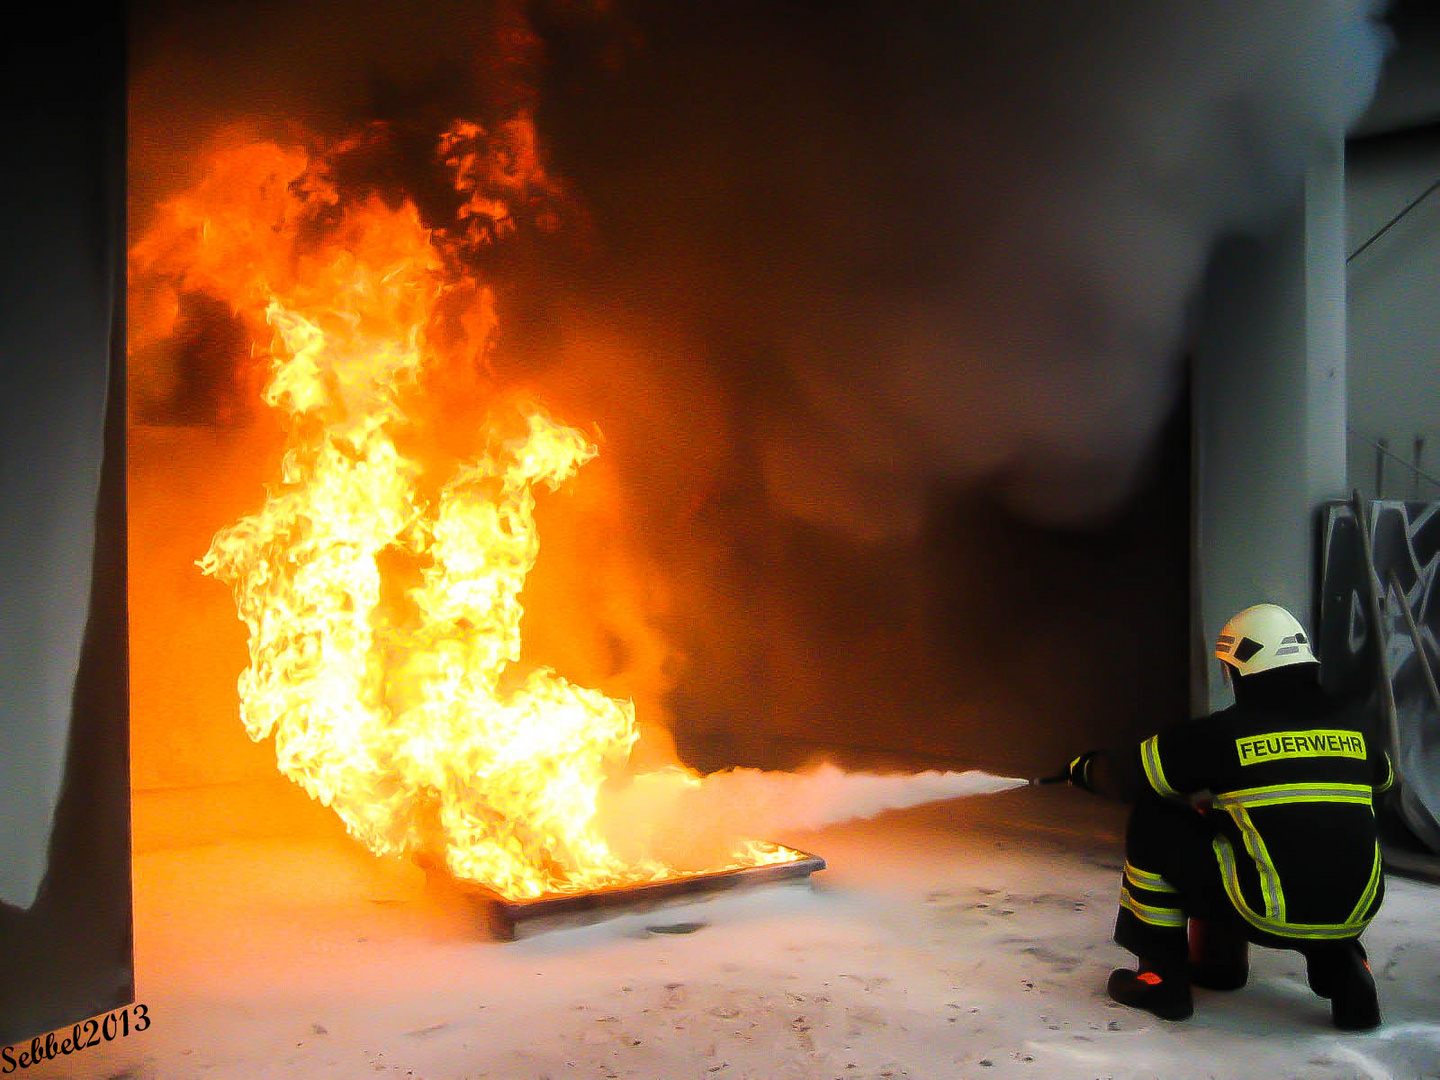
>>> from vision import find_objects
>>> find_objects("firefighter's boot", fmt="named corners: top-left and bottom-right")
top-left (1306, 941), bottom-right (1380, 1031)
top-left (1106, 961), bottom-right (1194, 1021)
top-left (1188, 917), bottom-right (1249, 991)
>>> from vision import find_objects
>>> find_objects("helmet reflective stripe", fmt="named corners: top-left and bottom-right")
top-left (1215, 604), bottom-right (1318, 676)
top-left (1274, 632), bottom-right (1308, 657)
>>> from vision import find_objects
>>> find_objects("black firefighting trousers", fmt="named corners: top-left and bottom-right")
top-left (1113, 796), bottom-right (1366, 976)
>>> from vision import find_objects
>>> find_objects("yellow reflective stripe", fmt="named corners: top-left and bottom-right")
top-left (1346, 844), bottom-right (1384, 925)
top-left (1212, 781), bottom-right (1378, 925)
top-left (1225, 804), bottom-right (1286, 920)
top-left (1124, 862), bottom-right (1177, 893)
top-left (1140, 736), bottom-right (1178, 798)
top-left (1119, 887), bottom-right (1186, 928)
top-left (1213, 782), bottom-right (1374, 810)
top-left (1212, 837), bottom-right (1373, 940)
top-left (1376, 753), bottom-right (1395, 794)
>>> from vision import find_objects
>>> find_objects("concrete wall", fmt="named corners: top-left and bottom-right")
top-left (1346, 129), bottom-right (1440, 500)
top-left (1190, 119), bottom-right (1440, 715)
top-left (1190, 148), bottom-right (1351, 713)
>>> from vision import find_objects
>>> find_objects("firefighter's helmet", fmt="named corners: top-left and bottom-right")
top-left (1215, 603), bottom-right (1317, 677)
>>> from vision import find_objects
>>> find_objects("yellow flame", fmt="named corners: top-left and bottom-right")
top-left (133, 125), bottom-right (793, 899)
top-left (197, 293), bottom-right (646, 897)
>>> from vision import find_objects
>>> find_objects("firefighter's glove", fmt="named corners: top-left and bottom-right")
top-left (1066, 751), bottom-right (1100, 792)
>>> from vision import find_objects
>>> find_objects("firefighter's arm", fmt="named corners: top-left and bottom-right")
top-left (1064, 717), bottom-right (1214, 803)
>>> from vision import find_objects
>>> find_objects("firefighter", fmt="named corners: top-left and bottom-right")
top-left (1063, 603), bottom-right (1392, 1029)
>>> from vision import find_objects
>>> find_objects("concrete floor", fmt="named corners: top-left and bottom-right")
top-left (19, 785), bottom-right (1440, 1080)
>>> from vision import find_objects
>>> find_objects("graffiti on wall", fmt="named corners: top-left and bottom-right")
top-left (1317, 500), bottom-right (1440, 853)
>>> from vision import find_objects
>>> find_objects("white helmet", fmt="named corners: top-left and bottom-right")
top-left (1215, 603), bottom-right (1317, 676)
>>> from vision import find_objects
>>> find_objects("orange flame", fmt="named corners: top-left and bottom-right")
top-left (132, 122), bottom-right (791, 899)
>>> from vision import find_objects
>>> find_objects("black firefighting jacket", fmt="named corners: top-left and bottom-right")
top-left (1128, 699), bottom-right (1394, 943)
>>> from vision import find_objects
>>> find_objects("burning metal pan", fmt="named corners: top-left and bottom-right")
top-left (425, 849), bottom-right (826, 940)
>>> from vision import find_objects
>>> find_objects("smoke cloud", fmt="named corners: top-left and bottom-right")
top-left (595, 764), bottom-right (1027, 872)
top-left (126, 0), bottom-right (1395, 519)
top-left (536, 0), bottom-right (1393, 537)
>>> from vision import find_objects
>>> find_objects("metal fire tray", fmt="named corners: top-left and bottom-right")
top-left (428, 848), bottom-right (826, 940)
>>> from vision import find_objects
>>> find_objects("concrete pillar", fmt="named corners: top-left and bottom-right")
top-left (1192, 142), bottom-right (1350, 713)
top-left (1305, 143), bottom-right (1350, 503)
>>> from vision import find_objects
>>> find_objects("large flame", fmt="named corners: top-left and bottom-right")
top-left (131, 123), bottom-right (791, 900)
